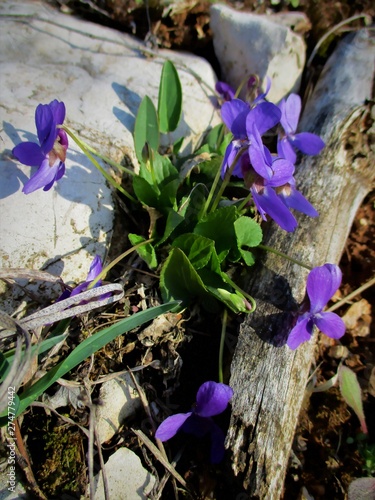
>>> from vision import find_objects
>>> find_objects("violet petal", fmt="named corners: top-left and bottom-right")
top-left (292, 132), bottom-right (325, 155)
top-left (277, 137), bottom-right (296, 164)
top-left (246, 101), bottom-right (281, 136)
top-left (209, 421), bottom-right (226, 463)
top-left (195, 381), bottom-right (233, 417)
top-left (22, 158), bottom-right (59, 194)
top-left (314, 312), bottom-right (346, 339)
top-left (42, 162), bottom-right (65, 191)
top-left (13, 142), bottom-right (45, 167)
top-left (221, 99), bottom-right (249, 137)
top-left (287, 316), bottom-right (312, 349)
top-left (278, 186), bottom-right (318, 217)
top-left (249, 136), bottom-right (271, 181)
top-left (155, 412), bottom-right (192, 441)
top-left (306, 264), bottom-right (342, 314)
top-left (86, 255), bottom-right (103, 281)
top-left (252, 187), bottom-right (298, 232)
top-left (267, 158), bottom-right (294, 187)
top-left (35, 103), bottom-right (56, 155)
top-left (282, 93), bottom-right (301, 134)
top-left (181, 413), bottom-right (212, 437)
top-left (49, 99), bottom-right (66, 126)
top-left (216, 81), bottom-right (235, 102)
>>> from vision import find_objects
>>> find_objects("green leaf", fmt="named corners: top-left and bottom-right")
top-left (160, 179), bottom-right (179, 209)
top-left (198, 269), bottom-right (249, 314)
top-left (156, 209), bottom-right (185, 247)
top-left (219, 133), bottom-right (233, 156)
top-left (0, 352), bottom-right (9, 382)
top-left (234, 216), bottom-right (262, 266)
top-left (172, 233), bottom-right (215, 270)
top-left (203, 124), bottom-right (225, 152)
top-left (160, 248), bottom-right (215, 310)
top-left (128, 233), bottom-right (158, 269)
top-left (134, 96), bottom-right (160, 162)
top-left (194, 205), bottom-right (238, 262)
top-left (133, 175), bottom-right (159, 207)
top-left (135, 154), bottom-right (179, 210)
top-left (158, 60), bottom-right (183, 133)
top-left (194, 156), bottom-right (222, 184)
top-left (178, 184), bottom-right (208, 226)
top-left (152, 152), bottom-right (179, 186)
top-left (0, 302), bottom-right (178, 423)
top-left (173, 137), bottom-right (184, 156)
top-left (338, 365), bottom-right (368, 434)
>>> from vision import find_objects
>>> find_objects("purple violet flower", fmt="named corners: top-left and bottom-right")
top-left (59, 255), bottom-right (105, 301)
top-left (278, 93), bottom-right (325, 164)
top-left (155, 381), bottom-right (233, 463)
top-left (287, 264), bottom-right (346, 349)
top-left (276, 179), bottom-right (319, 218)
top-left (215, 81), bottom-right (236, 102)
top-left (13, 100), bottom-right (68, 194)
top-left (221, 98), bottom-right (281, 178)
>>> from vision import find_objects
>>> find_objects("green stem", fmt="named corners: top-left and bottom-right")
top-left (258, 244), bottom-right (312, 270)
top-left (82, 141), bottom-right (135, 177)
top-left (201, 156), bottom-right (224, 218)
top-left (62, 126), bottom-right (137, 203)
top-left (234, 76), bottom-right (249, 98)
top-left (223, 274), bottom-right (256, 312)
top-left (209, 148), bottom-right (246, 214)
top-left (237, 191), bottom-right (253, 212)
top-left (89, 238), bottom-right (155, 289)
top-left (218, 308), bottom-right (227, 384)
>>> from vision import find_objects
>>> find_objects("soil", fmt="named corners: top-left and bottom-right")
top-left (11, 1), bottom-right (375, 499)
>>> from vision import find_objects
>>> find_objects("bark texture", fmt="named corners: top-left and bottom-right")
top-left (226, 29), bottom-right (375, 499)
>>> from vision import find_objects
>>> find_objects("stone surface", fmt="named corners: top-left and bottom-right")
top-left (210, 4), bottom-right (306, 103)
top-left (96, 373), bottom-right (141, 444)
top-left (91, 447), bottom-right (155, 500)
top-left (0, 0), bottom-right (221, 309)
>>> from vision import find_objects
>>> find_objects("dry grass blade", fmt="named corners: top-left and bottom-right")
top-left (131, 428), bottom-right (188, 490)
top-left (13, 420), bottom-right (47, 500)
top-left (0, 313), bottom-right (32, 413)
top-left (20, 284), bottom-right (124, 330)
top-left (306, 14), bottom-right (372, 69)
top-left (0, 268), bottom-right (64, 284)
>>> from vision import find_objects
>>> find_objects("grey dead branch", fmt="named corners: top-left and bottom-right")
top-left (226, 29), bottom-right (375, 499)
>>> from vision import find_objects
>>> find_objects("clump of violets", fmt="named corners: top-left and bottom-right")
top-left (287, 264), bottom-right (346, 349)
top-left (13, 99), bottom-right (68, 194)
top-left (155, 381), bottom-right (233, 463)
top-left (218, 78), bottom-right (324, 232)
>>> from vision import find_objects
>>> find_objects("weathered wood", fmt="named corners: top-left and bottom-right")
top-left (226, 29), bottom-right (375, 499)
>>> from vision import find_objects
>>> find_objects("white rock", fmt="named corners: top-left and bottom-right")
top-left (210, 4), bottom-right (306, 103)
top-left (0, 0), bottom-right (220, 309)
top-left (91, 447), bottom-right (155, 500)
top-left (96, 373), bottom-right (141, 444)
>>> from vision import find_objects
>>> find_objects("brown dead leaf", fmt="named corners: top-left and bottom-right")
top-left (342, 298), bottom-right (372, 337)
top-left (138, 313), bottom-right (183, 346)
